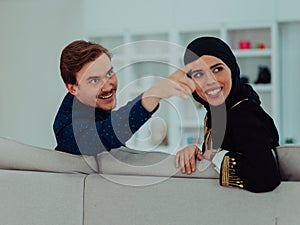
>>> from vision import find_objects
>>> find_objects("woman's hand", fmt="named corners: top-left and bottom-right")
top-left (202, 148), bottom-right (220, 161)
top-left (175, 145), bottom-right (203, 175)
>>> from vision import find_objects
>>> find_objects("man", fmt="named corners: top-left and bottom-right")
top-left (53, 40), bottom-right (195, 155)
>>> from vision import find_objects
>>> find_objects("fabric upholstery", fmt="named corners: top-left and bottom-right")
top-left (83, 174), bottom-right (300, 225)
top-left (97, 147), bottom-right (219, 178)
top-left (0, 136), bottom-right (299, 182)
top-left (0, 137), bottom-right (97, 173)
top-left (0, 170), bottom-right (86, 225)
top-left (276, 145), bottom-right (300, 180)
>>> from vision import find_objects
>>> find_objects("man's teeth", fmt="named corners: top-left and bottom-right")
top-left (207, 88), bottom-right (221, 96)
top-left (99, 92), bottom-right (113, 99)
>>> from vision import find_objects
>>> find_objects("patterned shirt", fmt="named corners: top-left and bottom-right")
top-left (53, 93), bottom-right (157, 155)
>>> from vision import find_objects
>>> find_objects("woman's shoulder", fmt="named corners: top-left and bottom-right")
top-left (230, 97), bottom-right (261, 114)
top-left (229, 97), bottom-right (271, 125)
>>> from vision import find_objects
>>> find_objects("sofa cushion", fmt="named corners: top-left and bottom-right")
top-left (0, 137), bottom-right (97, 173)
top-left (0, 170), bottom-right (86, 225)
top-left (277, 145), bottom-right (300, 181)
top-left (84, 174), bottom-right (300, 225)
top-left (97, 147), bottom-right (219, 179)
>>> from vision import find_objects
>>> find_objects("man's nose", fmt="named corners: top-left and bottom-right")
top-left (101, 76), bottom-right (113, 91)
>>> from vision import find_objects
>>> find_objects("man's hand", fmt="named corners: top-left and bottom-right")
top-left (142, 67), bottom-right (196, 112)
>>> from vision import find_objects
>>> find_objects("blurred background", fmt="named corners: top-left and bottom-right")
top-left (0, 0), bottom-right (299, 152)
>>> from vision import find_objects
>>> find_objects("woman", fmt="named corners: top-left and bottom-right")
top-left (175, 36), bottom-right (281, 193)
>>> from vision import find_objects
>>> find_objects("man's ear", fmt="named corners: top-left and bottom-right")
top-left (65, 83), bottom-right (78, 96)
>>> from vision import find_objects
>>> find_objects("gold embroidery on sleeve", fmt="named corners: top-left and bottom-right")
top-left (221, 156), bottom-right (244, 189)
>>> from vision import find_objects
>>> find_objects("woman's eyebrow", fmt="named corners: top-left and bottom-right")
top-left (189, 63), bottom-right (224, 75)
top-left (210, 63), bottom-right (224, 69)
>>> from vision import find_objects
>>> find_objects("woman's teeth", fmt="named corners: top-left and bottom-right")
top-left (206, 87), bottom-right (221, 96)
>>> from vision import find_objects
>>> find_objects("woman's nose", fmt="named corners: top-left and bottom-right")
top-left (205, 71), bottom-right (217, 85)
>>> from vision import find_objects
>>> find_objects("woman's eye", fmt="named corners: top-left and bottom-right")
top-left (192, 71), bottom-right (204, 78)
top-left (213, 66), bottom-right (223, 73)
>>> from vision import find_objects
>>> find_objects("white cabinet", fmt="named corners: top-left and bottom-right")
top-left (89, 23), bottom-right (280, 153)
top-left (224, 24), bottom-right (277, 117)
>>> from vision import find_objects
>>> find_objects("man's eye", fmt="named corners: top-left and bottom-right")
top-left (90, 78), bottom-right (99, 84)
top-left (107, 70), bottom-right (114, 77)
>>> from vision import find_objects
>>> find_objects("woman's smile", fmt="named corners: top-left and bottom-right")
top-left (205, 86), bottom-right (222, 97)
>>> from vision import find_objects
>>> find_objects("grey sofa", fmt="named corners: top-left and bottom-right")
top-left (0, 137), bottom-right (299, 225)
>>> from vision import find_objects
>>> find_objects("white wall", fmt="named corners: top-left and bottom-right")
top-left (84, 0), bottom-right (276, 36)
top-left (277, 0), bottom-right (300, 22)
top-left (0, 0), bottom-right (85, 148)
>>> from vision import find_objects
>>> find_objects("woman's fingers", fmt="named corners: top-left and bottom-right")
top-left (197, 151), bottom-right (204, 160)
top-left (189, 153), bottom-right (196, 173)
top-left (184, 148), bottom-right (192, 174)
top-left (175, 145), bottom-right (200, 174)
top-left (179, 152), bottom-right (186, 173)
top-left (175, 149), bottom-right (188, 174)
top-left (175, 151), bottom-right (180, 168)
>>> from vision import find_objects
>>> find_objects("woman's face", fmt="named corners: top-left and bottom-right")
top-left (189, 55), bottom-right (232, 106)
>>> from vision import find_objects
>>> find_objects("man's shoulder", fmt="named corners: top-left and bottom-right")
top-left (57, 93), bottom-right (74, 111)
top-left (62, 92), bottom-right (74, 104)
top-left (54, 93), bottom-right (73, 124)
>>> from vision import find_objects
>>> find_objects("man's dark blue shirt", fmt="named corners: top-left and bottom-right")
top-left (53, 93), bottom-right (157, 155)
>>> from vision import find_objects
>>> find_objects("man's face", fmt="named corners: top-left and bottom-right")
top-left (67, 54), bottom-right (118, 110)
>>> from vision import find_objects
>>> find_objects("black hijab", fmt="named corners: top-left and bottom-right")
top-left (183, 36), bottom-right (260, 110)
top-left (184, 36), bottom-right (262, 150)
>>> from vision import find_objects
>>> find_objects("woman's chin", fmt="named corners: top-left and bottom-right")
top-left (207, 97), bottom-right (225, 106)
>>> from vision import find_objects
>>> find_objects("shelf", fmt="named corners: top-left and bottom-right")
top-left (131, 33), bottom-right (169, 42)
top-left (233, 49), bottom-right (271, 57)
top-left (226, 27), bottom-right (271, 50)
top-left (251, 83), bottom-right (272, 92)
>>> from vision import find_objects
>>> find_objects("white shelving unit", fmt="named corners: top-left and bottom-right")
top-left (223, 24), bottom-right (277, 117)
top-left (88, 22), bottom-right (279, 153)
